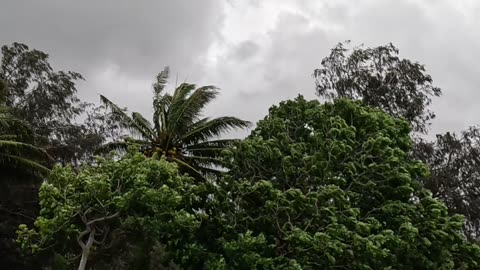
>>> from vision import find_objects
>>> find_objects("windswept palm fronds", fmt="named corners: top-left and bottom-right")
top-left (99, 67), bottom-right (250, 179)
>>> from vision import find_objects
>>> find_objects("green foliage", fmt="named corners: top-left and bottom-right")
top-left (219, 97), bottom-right (480, 269)
top-left (7, 39), bottom-right (480, 269)
top-left (17, 97), bottom-right (480, 269)
top-left (0, 104), bottom-right (51, 176)
top-left (17, 151), bottom-right (213, 269)
top-left (100, 67), bottom-right (250, 179)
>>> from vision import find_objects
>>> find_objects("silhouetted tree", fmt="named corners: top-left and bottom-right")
top-left (314, 41), bottom-right (441, 133)
top-left (414, 127), bottom-right (480, 241)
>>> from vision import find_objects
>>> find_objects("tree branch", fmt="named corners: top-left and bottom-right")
top-left (86, 212), bottom-right (120, 226)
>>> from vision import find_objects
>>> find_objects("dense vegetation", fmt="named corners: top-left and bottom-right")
top-left (2, 41), bottom-right (480, 269)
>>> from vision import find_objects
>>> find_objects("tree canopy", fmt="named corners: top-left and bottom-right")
top-left (0, 42), bottom-right (118, 166)
top-left (314, 41), bottom-right (441, 133)
top-left (414, 127), bottom-right (480, 241)
top-left (220, 97), bottom-right (480, 269)
top-left (17, 151), bottom-right (213, 270)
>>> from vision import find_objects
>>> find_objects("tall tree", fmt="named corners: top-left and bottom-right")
top-left (314, 41), bottom-right (441, 133)
top-left (414, 127), bottom-right (480, 241)
top-left (0, 42), bottom-right (116, 165)
top-left (220, 97), bottom-right (480, 269)
top-left (0, 42), bottom-right (117, 269)
top-left (0, 80), bottom-right (51, 175)
top-left (100, 67), bottom-right (250, 179)
top-left (17, 152), bottom-right (212, 270)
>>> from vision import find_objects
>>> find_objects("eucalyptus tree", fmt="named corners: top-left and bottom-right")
top-left (314, 41), bottom-right (441, 134)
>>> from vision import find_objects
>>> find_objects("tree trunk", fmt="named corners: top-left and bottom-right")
top-left (78, 228), bottom-right (95, 270)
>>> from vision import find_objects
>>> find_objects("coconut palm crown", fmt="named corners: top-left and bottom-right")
top-left (99, 67), bottom-right (250, 179)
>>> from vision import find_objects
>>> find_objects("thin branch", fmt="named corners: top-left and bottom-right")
top-left (77, 229), bottom-right (90, 249)
top-left (86, 212), bottom-right (120, 226)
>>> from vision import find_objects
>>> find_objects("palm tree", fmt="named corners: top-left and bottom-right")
top-left (0, 81), bottom-right (51, 269)
top-left (99, 67), bottom-right (250, 179)
top-left (0, 81), bottom-right (51, 177)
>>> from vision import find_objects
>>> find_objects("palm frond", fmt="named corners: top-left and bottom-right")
top-left (189, 139), bottom-right (241, 148)
top-left (0, 134), bottom-right (19, 140)
top-left (171, 83), bottom-right (197, 105)
top-left (182, 117), bottom-right (250, 145)
top-left (185, 139), bottom-right (240, 158)
top-left (186, 147), bottom-right (227, 156)
top-left (0, 153), bottom-right (50, 175)
top-left (94, 141), bottom-right (130, 154)
top-left (0, 140), bottom-right (52, 160)
top-left (153, 67), bottom-right (170, 133)
top-left (171, 157), bottom-right (205, 181)
top-left (169, 86), bottom-right (219, 134)
top-left (167, 83), bottom-right (197, 125)
top-left (100, 95), bottom-right (153, 140)
top-left (132, 112), bottom-right (154, 137)
top-left (183, 155), bottom-right (225, 167)
top-left (153, 94), bottom-right (172, 134)
top-left (94, 137), bottom-right (150, 154)
top-left (0, 108), bottom-right (32, 137)
top-left (153, 67), bottom-right (170, 97)
top-left (196, 165), bottom-right (224, 176)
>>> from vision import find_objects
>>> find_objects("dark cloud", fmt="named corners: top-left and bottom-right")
top-left (230, 41), bottom-right (260, 61)
top-left (0, 0), bottom-right (224, 77)
top-left (205, 0), bottom-right (480, 138)
top-left (0, 0), bottom-right (225, 120)
top-left (201, 11), bottom-right (334, 139)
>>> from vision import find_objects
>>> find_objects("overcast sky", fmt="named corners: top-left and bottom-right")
top-left (1, 0), bottom-right (479, 138)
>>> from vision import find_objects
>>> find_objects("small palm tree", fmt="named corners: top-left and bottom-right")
top-left (99, 67), bottom-right (250, 178)
top-left (0, 81), bottom-right (51, 177)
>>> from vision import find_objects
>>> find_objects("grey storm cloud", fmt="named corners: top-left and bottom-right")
top-left (0, 0), bottom-right (223, 77)
top-left (1, 0), bottom-right (480, 139)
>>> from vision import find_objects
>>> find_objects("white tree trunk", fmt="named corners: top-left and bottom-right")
top-left (78, 228), bottom-right (95, 270)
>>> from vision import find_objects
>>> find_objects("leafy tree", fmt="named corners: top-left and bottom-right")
top-left (314, 41), bottom-right (441, 133)
top-left (0, 43), bottom-right (118, 269)
top-left (0, 82), bottom-right (50, 176)
top-left (313, 41), bottom-right (480, 242)
top-left (100, 67), bottom-right (250, 179)
top-left (0, 105), bottom-right (50, 175)
top-left (0, 42), bottom-right (116, 166)
top-left (414, 127), bottom-right (480, 241)
top-left (17, 151), bottom-right (213, 270)
top-left (218, 97), bottom-right (480, 269)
